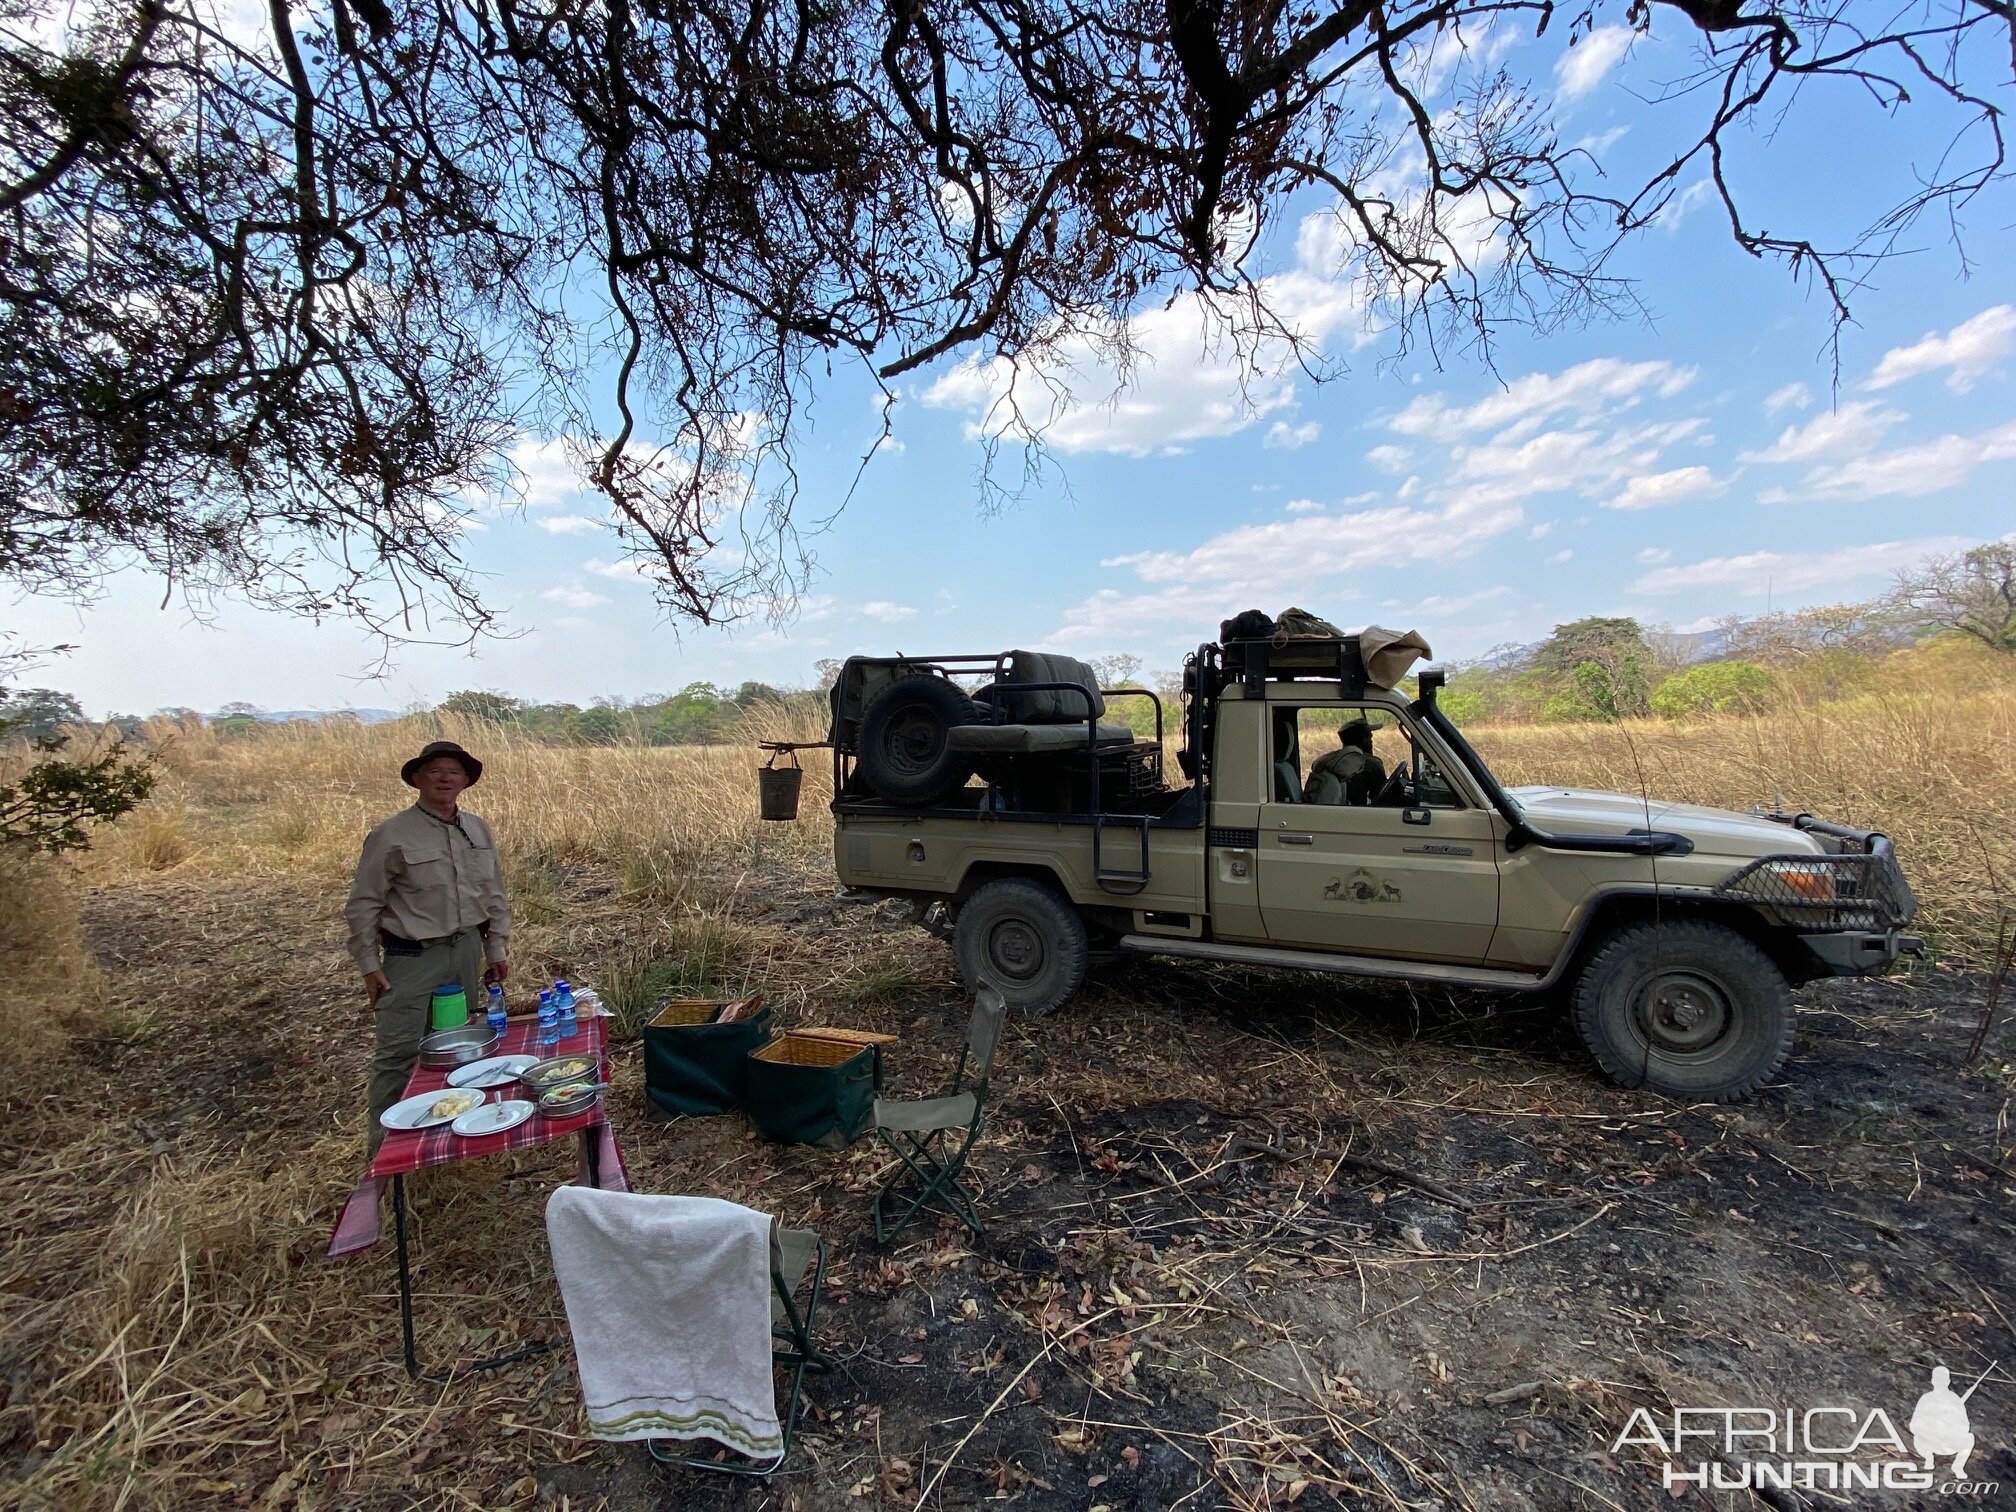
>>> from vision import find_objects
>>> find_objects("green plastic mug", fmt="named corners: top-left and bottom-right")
top-left (429, 982), bottom-right (469, 1031)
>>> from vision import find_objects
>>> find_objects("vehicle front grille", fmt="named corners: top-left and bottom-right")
top-left (1716, 852), bottom-right (1918, 931)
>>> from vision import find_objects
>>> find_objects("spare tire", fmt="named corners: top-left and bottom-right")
top-left (857, 676), bottom-right (982, 804)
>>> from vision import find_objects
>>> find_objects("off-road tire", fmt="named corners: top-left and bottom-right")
top-left (1571, 919), bottom-right (1792, 1102)
top-left (953, 879), bottom-right (1089, 1016)
top-left (856, 676), bottom-right (981, 805)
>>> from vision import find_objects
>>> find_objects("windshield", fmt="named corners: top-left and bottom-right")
top-left (1414, 693), bottom-right (1522, 824)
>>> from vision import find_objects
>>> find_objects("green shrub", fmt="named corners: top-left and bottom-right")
top-left (1650, 660), bottom-right (1773, 719)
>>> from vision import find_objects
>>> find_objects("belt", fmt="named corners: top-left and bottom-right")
top-left (381, 927), bottom-right (479, 955)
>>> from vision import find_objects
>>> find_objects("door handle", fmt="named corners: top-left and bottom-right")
top-left (1277, 833), bottom-right (1314, 845)
top-left (1402, 808), bottom-right (1431, 826)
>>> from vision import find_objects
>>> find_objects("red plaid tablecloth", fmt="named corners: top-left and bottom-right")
top-left (327, 1012), bottom-right (629, 1257)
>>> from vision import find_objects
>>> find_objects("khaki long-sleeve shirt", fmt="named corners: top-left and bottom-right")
top-left (345, 803), bottom-right (511, 974)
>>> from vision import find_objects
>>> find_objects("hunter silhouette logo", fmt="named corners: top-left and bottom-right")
top-left (1912, 1365), bottom-right (1986, 1478)
top-left (1612, 1362), bottom-right (1999, 1497)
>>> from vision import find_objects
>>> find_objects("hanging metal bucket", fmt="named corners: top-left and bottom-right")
top-left (757, 749), bottom-right (803, 821)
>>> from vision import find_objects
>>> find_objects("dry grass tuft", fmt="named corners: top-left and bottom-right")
top-left (0, 852), bottom-right (104, 1057)
top-left (1467, 679), bottom-right (2016, 961)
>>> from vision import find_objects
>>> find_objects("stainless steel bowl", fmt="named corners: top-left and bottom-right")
top-left (537, 1081), bottom-right (606, 1117)
top-left (417, 1024), bottom-right (500, 1069)
top-left (522, 1053), bottom-right (599, 1091)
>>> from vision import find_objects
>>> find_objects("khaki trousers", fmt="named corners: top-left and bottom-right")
top-left (366, 930), bottom-right (488, 1155)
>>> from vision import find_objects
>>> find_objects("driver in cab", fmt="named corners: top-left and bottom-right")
top-left (1304, 717), bottom-right (1386, 805)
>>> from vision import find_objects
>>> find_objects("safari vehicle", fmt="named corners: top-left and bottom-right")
top-left (819, 624), bottom-right (1922, 1101)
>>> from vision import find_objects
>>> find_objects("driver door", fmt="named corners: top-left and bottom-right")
top-left (1255, 705), bottom-right (1500, 964)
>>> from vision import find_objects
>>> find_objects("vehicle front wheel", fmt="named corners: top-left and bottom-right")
top-left (953, 879), bottom-right (1088, 1016)
top-left (1571, 919), bottom-right (1793, 1102)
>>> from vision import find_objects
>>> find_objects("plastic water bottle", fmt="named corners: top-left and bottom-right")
top-left (537, 989), bottom-right (559, 1052)
top-left (554, 979), bottom-right (578, 1040)
top-left (485, 983), bottom-right (508, 1037)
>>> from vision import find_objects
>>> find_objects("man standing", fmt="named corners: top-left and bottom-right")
top-left (1304, 717), bottom-right (1386, 805)
top-left (346, 740), bottom-right (512, 1151)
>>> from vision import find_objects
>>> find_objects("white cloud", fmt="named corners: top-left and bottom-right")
top-left (1545, 549), bottom-right (1574, 564)
top-left (1285, 497), bottom-right (1324, 514)
top-left (1528, 521), bottom-right (1556, 539)
top-left (540, 585), bottom-right (611, 609)
top-left (1741, 401), bottom-right (1905, 464)
top-left (537, 514), bottom-right (601, 535)
top-left (499, 435), bottom-right (587, 510)
top-left (1604, 465), bottom-right (1726, 511)
top-left (1865, 305), bottom-right (2016, 394)
top-left (1439, 417), bottom-right (1708, 514)
top-left (1554, 26), bottom-right (1634, 101)
top-left (1637, 546), bottom-right (1672, 564)
top-left (1764, 382), bottom-right (1811, 415)
top-left (1387, 358), bottom-right (1694, 442)
top-left (1632, 537), bottom-right (1972, 597)
top-left (1087, 485), bottom-right (1526, 614)
top-left (1264, 420), bottom-right (1321, 450)
top-left (919, 196), bottom-right (1379, 458)
top-left (920, 260), bottom-right (1360, 457)
top-left (861, 601), bottom-right (918, 624)
top-left (582, 557), bottom-right (653, 581)
top-left (1386, 586), bottom-right (1513, 619)
top-left (1574, 124), bottom-right (1631, 155)
top-left (1366, 444), bottom-right (1412, 473)
top-left (1051, 584), bottom-right (1234, 649)
top-left (1800, 420), bottom-right (2016, 499)
top-left (1655, 180), bottom-right (1716, 236)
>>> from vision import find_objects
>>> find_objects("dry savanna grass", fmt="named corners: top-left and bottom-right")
top-left (1465, 669), bottom-right (2016, 962)
top-left (3, 673), bottom-right (2011, 1509)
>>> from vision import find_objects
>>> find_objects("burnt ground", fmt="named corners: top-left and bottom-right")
top-left (2, 858), bottom-right (2012, 1511)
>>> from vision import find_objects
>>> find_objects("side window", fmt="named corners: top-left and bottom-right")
top-left (1286, 708), bottom-right (1465, 809)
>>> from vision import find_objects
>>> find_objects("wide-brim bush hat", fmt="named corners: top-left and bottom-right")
top-left (402, 740), bottom-right (483, 787)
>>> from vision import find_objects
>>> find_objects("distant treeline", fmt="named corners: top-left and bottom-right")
top-left (7, 541), bottom-right (2008, 745)
top-left (430, 683), bottom-right (829, 746)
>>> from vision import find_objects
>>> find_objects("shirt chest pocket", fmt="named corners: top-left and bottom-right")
top-left (395, 842), bottom-right (451, 881)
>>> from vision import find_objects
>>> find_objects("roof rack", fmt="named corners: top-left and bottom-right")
top-left (1218, 632), bottom-right (1368, 697)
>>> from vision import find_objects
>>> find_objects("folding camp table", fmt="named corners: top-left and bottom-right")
top-left (326, 1014), bottom-right (630, 1381)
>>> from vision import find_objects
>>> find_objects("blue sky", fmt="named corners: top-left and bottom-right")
top-left (14, 15), bottom-right (2016, 717)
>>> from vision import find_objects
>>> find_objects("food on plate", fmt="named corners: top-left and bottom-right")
top-left (540, 1083), bottom-right (597, 1110)
top-left (542, 1057), bottom-right (592, 1080)
top-left (429, 1090), bottom-right (481, 1120)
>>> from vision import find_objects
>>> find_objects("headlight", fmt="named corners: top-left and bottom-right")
top-left (1765, 862), bottom-right (1836, 901)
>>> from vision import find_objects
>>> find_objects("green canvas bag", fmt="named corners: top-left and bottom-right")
top-left (644, 1001), bottom-right (775, 1117)
top-left (745, 1034), bottom-right (884, 1149)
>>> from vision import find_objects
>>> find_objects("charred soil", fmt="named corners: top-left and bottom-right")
top-left (1, 857), bottom-right (2011, 1511)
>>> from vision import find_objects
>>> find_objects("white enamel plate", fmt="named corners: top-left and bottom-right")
top-left (451, 1098), bottom-right (534, 1137)
top-left (447, 1054), bottom-right (540, 1089)
top-left (379, 1087), bottom-right (485, 1131)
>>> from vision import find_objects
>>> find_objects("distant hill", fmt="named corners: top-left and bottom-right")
top-left (1472, 626), bottom-right (1727, 672)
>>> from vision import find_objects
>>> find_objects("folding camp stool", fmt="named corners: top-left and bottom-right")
top-left (873, 984), bottom-right (1007, 1244)
top-left (647, 1219), bottom-right (830, 1478)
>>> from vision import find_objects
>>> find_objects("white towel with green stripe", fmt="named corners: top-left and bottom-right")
top-left (546, 1187), bottom-right (780, 1453)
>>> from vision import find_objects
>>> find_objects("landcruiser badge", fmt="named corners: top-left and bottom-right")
top-left (1403, 843), bottom-right (1475, 857)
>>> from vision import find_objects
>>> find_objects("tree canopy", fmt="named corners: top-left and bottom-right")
top-left (4, 0), bottom-right (2009, 642)
top-left (1892, 542), bottom-right (2016, 656)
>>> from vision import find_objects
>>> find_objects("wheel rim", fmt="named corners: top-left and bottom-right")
top-left (986, 916), bottom-right (1047, 984)
top-left (882, 709), bottom-right (941, 776)
top-left (1630, 970), bottom-right (1733, 1056)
